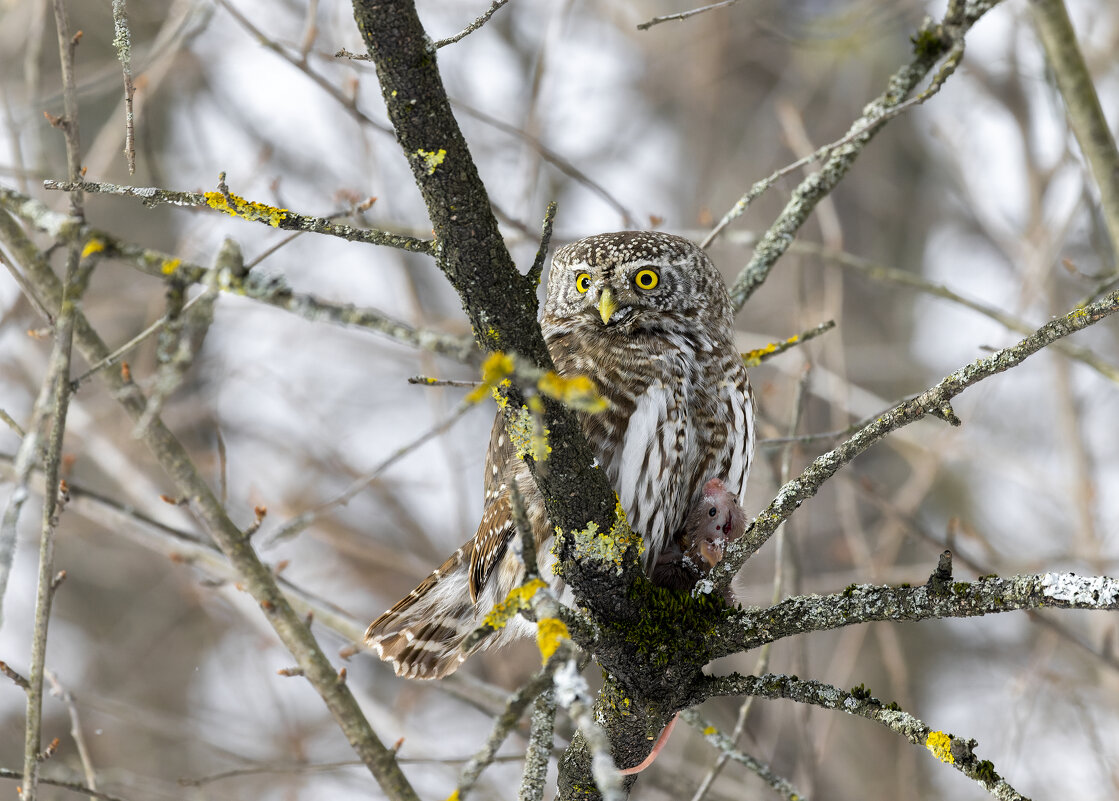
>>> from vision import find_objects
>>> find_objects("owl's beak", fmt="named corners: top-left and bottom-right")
top-left (597, 287), bottom-right (618, 325)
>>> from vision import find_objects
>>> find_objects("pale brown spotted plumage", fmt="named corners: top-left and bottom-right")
top-left (366, 231), bottom-right (755, 679)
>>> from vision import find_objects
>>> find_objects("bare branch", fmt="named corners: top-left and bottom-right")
top-left (110, 0), bottom-right (136, 174)
top-left (797, 241), bottom-right (1119, 384)
top-left (1030, 0), bottom-right (1119, 269)
top-left (21, 3), bottom-right (85, 795)
top-left (434, 0), bottom-right (512, 48)
top-left (680, 709), bottom-right (803, 801)
top-left (0, 660), bottom-right (30, 690)
top-left (454, 657), bottom-right (568, 801)
top-left (713, 571), bottom-right (1119, 659)
top-left (741, 320), bottom-right (835, 367)
top-left (699, 674), bottom-right (1028, 801)
top-left (637, 0), bottom-right (740, 31)
top-left (213, 0), bottom-right (391, 133)
top-left (708, 287), bottom-right (1119, 587)
top-left (45, 670), bottom-right (98, 797)
top-left (266, 399), bottom-right (476, 545)
top-left (717, 3), bottom-right (1001, 307)
top-left (0, 769), bottom-right (130, 801)
top-left (40, 178), bottom-right (433, 254)
top-left (7, 196), bottom-right (422, 801)
top-left (0, 187), bottom-right (473, 361)
top-left (518, 690), bottom-right (557, 801)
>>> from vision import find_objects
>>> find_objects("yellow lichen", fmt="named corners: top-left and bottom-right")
top-left (925, 730), bottom-right (954, 764)
top-left (445, 792), bottom-right (459, 801)
top-left (702, 726), bottom-right (717, 736)
top-left (203, 190), bottom-right (288, 227)
top-left (536, 617), bottom-right (569, 663)
top-left (80, 238), bottom-right (105, 259)
top-left (508, 403), bottom-right (547, 461)
top-left (537, 371), bottom-right (609, 413)
top-left (560, 501), bottom-right (642, 573)
top-left (416, 148), bottom-right (447, 175)
top-left (482, 578), bottom-right (546, 630)
top-left (465, 351), bottom-right (515, 404)
top-left (161, 258), bottom-right (182, 275)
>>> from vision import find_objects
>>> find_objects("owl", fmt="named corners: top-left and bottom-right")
top-left (650, 478), bottom-right (747, 602)
top-left (367, 231), bottom-right (755, 678)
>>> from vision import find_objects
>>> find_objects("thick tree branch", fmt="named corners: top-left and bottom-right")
top-left (349, 0), bottom-right (622, 612)
top-left (712, 571), bottom-right (1119, 658)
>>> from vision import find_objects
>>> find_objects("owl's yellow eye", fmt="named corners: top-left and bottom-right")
top-left (633, 268), bottom-right (659, 290)
top-left (575, 273), bottom-right (592, 293)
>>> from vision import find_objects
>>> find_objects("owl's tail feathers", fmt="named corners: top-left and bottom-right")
top-left (364, 547), bottom-right (479, 680)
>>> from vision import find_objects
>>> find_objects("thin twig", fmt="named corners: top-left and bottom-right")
top-left (637, 0), bottom-right (740, 31)
top-left (0, 769), bottom-right (129, 801)
top-left (0, 249), bottom-right (55, 322)
top-left (527, 201), bottom-right (558, 288)
top-left (681, 709), bottom-right (803, 801)
top-left (797, 241), bottom-right (1119, 384)
top-left (453, 103), bottom-right (636, 227)
top-left (518, 690), bottom-right (557, 801)
top-left (742, 320), bottom-right (835, 366)
top-left (434, 0), bottom-right (512, 47)
top-left (23, 4), bottom-right (85, 797)
top-left (265, 401), bottom-right (476, 545)
top-left (212, 0), bottom-right (391, 133)
top-left (0, 408), bottom-right (26, 438)
top-left (408, 376), bottom-right (480, 388)
top-left (0, 660), bottom-right (30, 689)
top-left (111, 0), bottom-right (136, 174)
top-left (72, 292), bottom-right (208, 386)
top-left (45, 671), bottom-right (99, 798)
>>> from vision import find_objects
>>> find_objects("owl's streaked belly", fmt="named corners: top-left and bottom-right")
top-left (546, 325), bottom-right (753, 571)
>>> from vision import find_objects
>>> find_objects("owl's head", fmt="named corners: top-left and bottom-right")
top-left (542, 231), bottom-right (733, 336)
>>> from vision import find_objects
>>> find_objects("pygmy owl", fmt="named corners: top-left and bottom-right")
top-left (367, 231), bottom-right (755, 678)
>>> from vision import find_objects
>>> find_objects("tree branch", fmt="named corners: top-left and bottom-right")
top-left (712, 571), bottom-right (1119, 658)
top-left (1029, 0), bottom-right (1119, 269)
top-left (41, 178), bottom-right (433, 253)
top-left (721, 1), bottom-right (1003, 309)
top-left (4, 203), bottom-right (421, 801)
top-left (696, 674), bottom-right (1029, 801)
top-left (708, 286), bottom-right (1119, 589)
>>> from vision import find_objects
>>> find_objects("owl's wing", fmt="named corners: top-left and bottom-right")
top-left (469, 411), bottom-right (517, 601)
